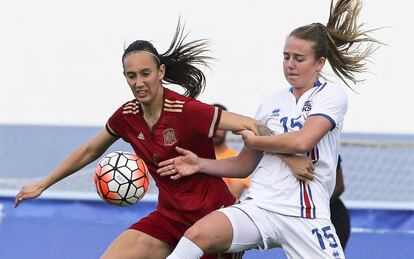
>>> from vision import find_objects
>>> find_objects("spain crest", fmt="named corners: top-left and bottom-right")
top-left (163, 128), bottom-right (177, 146)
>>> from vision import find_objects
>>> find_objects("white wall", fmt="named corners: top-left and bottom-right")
top-left (1, 0), bottom-right (413, 134)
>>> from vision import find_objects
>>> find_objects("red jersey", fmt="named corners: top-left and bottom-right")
top-left (106, 88), bottom-right (235, 225)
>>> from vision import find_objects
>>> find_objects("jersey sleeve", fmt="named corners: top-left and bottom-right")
top-left (182, 99), bottom-right (222, 138)
top-left (254, 102), bottom-right (265, 122)
top-left (106, 105), bottom-right (127, 139)
top-left (254, 95), bottom-right (271, 123)
top-left (308, 85), bottom-right (348, 130)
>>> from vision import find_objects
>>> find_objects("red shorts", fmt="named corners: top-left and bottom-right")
top-left (129, 210), bottom-right (244, 259)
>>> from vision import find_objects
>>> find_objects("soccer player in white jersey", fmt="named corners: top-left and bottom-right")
top-left (158, 0), bottom-right (381, 258)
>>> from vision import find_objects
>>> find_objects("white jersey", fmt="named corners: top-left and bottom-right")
top-left (243, 81), bottom-right (348, 219)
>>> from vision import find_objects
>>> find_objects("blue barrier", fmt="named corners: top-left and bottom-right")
top-left (1, 197), bottom-right (413, 259)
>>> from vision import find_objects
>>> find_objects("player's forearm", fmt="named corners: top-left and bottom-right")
top-left (41, 145), bottom-right (101, 190)
top-left (219, 111), bottom-right (276, 138)
top-left (246, 116), bottom-right (333, 154)
top-left (248, 132), bottom-right (309, 154)
top-left (41, 129), bottom-right (117, 190)
top-left (198, 157), bottom-right (252, 178)
top-left (219, 111), bottom-right (258, 133)
top-left (278, 154), bottom-right (296, 166)
top-left (199, 147), bottom-right (262, 178)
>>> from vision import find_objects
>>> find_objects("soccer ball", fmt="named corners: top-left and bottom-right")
top-left (94, 151), bottom-right (149, 206)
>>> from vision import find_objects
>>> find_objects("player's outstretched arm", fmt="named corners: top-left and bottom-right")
top-left (157, 147), bottom-right (200, 179)
top-left (235, 116), bottom-right (332, 154)
top-left (219, 111), bottom-right (273, 137)
top-left (157, 146), bottom-right (262, 180)
top-left (231, 130), bottom-right (315, 181)
top-left (14, 129), bottom-right (118, 208)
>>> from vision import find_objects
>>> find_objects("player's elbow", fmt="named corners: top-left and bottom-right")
top-left (229, 162), bottom-right (253, 178)
top-left (292, 138), bottom-right (315, 153)
top-left (236, 157), bottom-right (259, 177)
top-left (237, 169), bottom-right (252, 178)
top-left (83, 144), bottom-right (104, 161)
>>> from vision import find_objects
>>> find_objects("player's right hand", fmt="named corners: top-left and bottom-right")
top-left (157, 146), bottom-right (200, 180)
top-left (14, 182), bottom-right (45, 208)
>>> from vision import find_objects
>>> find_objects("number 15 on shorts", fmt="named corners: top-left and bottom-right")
top-left (312, 226), bottom-right (339, 250)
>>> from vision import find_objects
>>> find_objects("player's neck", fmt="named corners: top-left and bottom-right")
top-left (292, 80), bottom-right (319, 101)
top-left (141, 90), bottom-right (164, 130)
top-left (292, 85), bottom-right (313, 102)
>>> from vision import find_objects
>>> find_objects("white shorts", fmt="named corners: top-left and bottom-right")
top-left (218, 203), bottom-right (345, 259)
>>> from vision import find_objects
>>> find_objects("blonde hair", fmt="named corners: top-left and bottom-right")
top-left (289, 0), bottom-right (381, 87)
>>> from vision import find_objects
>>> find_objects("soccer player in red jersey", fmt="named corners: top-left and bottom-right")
top-left (13, 22), bottom-right (278, 259)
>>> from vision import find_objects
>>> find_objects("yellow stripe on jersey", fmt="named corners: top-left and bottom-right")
top-left (164, 103), bottom-right (184, 109)
top-left (165, 98), bottom-right (185, 104)
top-left (163, 108), bottom-right (183, 113)
top-left (122, 101), bottom-right (139, 114)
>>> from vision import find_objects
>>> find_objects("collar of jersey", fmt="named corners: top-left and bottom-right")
top-left (289, 80), bottom-right (322, 93)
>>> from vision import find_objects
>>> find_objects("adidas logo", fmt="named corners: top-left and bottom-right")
top-left (137, 132), bottom-right (145, 140)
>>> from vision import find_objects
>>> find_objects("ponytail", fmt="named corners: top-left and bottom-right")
top-left (123, 20), bottom-right (213, 98)
top-left (289, 0), bottom-right (381, 87)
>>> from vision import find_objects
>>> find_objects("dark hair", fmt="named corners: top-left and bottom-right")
top-left (289, 0), bottom-right (381, 87)
top-left (122, 21), bottom-right (212, 98)
top-left (213, 103), bottom-right (227, 111)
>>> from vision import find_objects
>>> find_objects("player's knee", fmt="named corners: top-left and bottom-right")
top-left (184, 223), bottom-right (226, 253)
top-left (183, 225), bottom-right (212, 252)
top-left (184, 224), bottom-right (202, 243)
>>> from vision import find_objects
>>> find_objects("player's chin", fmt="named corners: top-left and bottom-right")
top-left (286, 77), bottom-right (298, 86)
top-left (134, 94), bottom-right (151, 104)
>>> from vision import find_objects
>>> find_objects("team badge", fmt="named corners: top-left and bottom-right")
top-left (163, 128), bottom-right (177, 146)
top-left (302, 100), bottom-right (312, 112)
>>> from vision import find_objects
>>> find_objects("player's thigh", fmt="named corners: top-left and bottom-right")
top-left (281, 217), bottom-right (345, 259)
top-left (184, 211), bottom-right (234, 253)
top-left (185, 208), bottom-right (262, 255)
top-left (219, 206), bottom-right (263, 253)
top-left (101, 229), bottom-right (172, 259)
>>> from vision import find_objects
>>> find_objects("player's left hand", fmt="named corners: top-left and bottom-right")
top-left (280, 154), bottom-right (315, 181)
top-left (157, 146), bottom-right (200, 180)
top-left (14, 181), bottom-right (45, 208)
